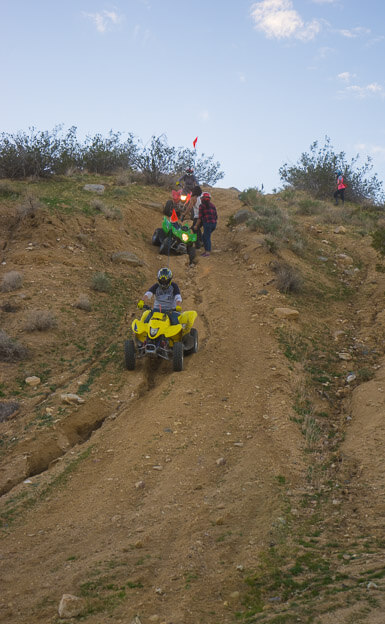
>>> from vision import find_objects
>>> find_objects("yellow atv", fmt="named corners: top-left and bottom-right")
top-left (125, 306), bottom-right (198, 372)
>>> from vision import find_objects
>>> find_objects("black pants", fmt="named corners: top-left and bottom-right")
top-left (333, 189), bottom-right (345, 204)
top-left (192, 217), bottom-right (202, 248)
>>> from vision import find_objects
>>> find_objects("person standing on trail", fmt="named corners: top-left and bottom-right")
top-left (137, 267), bottom-right (182, 325)
top-left (177, 167), bottom-right (199, 193)
top-left (182, 185), bottom-right (203, 249)
top-left (333, 170), bottom-right (347, 206)
top-left (194, 191), bottom-right (217, 257)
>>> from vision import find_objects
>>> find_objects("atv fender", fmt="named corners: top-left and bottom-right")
top-left (178, 310), bottom-right (198, 335)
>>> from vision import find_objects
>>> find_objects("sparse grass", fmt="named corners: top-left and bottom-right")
top-left (24, 309), bottom-right (57, 331)
top-left (296, 198), bottom-right (322, 215)
top-left (91, 272), bottom-right (112, 293)
top-left (0, 271), bottom-right (23, 292)
top-left (0, 330), bottom-right (28, 362)
top-left (0, 182), bottom-right (20, 198)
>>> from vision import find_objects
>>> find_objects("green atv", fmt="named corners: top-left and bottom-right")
top-left (152, 216), bottom-right (197, 264)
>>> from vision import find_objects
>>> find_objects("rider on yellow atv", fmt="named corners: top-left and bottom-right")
top-left (138, 267), bottom-right (182, 325)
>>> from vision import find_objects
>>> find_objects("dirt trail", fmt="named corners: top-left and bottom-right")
top-left (1, 184), bottom-right (385, 623)
top-left (0, 188), bottom-right (306, 623)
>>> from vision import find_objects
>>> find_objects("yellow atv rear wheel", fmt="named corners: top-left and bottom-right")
top-left (173, 341), bottom-right (184, 372)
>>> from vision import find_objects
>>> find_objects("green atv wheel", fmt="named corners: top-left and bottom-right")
top-left (152, 228), bottom-right (165, 246)
top-left (124, 339), bottom-right (136, 370)
top-left (159, 237), bottom-right (172, 255)
top-left (173, 341), bottom-right (184, 372)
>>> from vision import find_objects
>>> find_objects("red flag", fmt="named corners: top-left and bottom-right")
top-left (193, 136), bottom-right (198, 149)
top-left (170, 209), bottom-right (178, 223)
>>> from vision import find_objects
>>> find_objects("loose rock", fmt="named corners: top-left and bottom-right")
top-left (273, 307), bottom-right (299, 319)
top-left (83, 184), bottom-right (105, 193)
top-left (61, 393), bottom-right (85, 405)
top-left (58, 594), bottom-right (86, 618)
top-left (110, 251), bottom-right (144, 266)
top-left (25, 376), bottom-right (41, 387)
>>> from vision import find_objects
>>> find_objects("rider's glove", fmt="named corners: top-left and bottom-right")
top-left (175, 181), bottom-right (180, 186)
top-left (137, 300), bottom-right (144, 309)
top-left (175, 305), bottom-right (182, 312)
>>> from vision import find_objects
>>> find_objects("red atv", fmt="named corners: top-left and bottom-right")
top-left (163, 189), bottom-right (191, 219)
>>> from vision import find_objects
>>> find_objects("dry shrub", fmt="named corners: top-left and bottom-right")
top-left (16, 195), bottom-right (42, 219)
top-left (90, 198), bottom-right (122, 220)
top-left (24, 309), bottom-right (57, 331)
top-left (115, 170), bottom-right (132, 186)
top-left (0, 401), bottom-right (20, 423)
top-left (1, 271), bottom-right (23, 292)
top-left (91, 272), bottom-right (112, 293)
top-left (102, 206), bottom-right (122, 220)
top-left (75, 294), bottom-right (92, 311)
top-left (0, 330), bottom-right (28, 361)
top-left (90, 198), bottom-right (106, 212)
top-left (272, 261), bottom-right (303, 294)
top-left (319, 207), bottom-right (343, 225)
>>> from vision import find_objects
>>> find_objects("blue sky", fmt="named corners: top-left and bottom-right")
top-left (1, 0), bottom-right (385, 192)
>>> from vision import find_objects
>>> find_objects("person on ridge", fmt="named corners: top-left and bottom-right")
top-left (182, 184), bottom-right (203, 249)
top-left (333, 170), bottom-right (347, 206)
top-left (194, 191), bottom-right (217, 257)
top-left (177, 167), bottom-right (199, 194)
top-left (137, 267), bottom-right (182, 325)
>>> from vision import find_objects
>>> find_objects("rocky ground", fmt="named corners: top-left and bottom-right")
top-left (0, 178), bottom-right (384, 623)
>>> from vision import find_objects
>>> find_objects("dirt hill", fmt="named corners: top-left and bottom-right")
top-left (0, 177), bottom-right (384, 624)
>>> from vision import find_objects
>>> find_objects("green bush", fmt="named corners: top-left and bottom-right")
top-left (371, 227), bottom-right (385, 257)
top-left (91, 272), bottom-right (112, 293)
top-left (0, 126), bottom-right (225, 185)
top-left (239, 187), bottom-right (264, 206)
top-left (279, 136), bottom-right (384, 205)
top-left (296, 199), bottom-right (322, 215)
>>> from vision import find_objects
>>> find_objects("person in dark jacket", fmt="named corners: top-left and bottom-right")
top-left (194, 192), bottom-right (217, 257)
top-left (138, 267), bottom-right (182, 324)
top-left (177, 167), bottom-right (199, 193)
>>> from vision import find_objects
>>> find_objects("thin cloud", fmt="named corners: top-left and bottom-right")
top-left (337, 26), bottom-right (370, 38)
top-left (355, 143), bottom-right (385, 160)
top-left (337, 72), bottom-right (356, 83)
top-left (239, 72), bottom-right (246, 83)
top-left (343, 82), bottom-right (384, 99)
top-left (200, 110), bottom-right (210, 122)
top-left (83, 10), bottom-right (123, 33)
top-left (311, 0), bottom-right (338, 3)
top-left (316, 45), bottom-right (335, 59)
top-left (133, 24), bottom-right (150, 45)
top-left (250, 0), bottom-right (322, 41)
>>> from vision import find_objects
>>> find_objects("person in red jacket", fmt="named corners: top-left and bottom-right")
top-left (333, 170), bottom-right (347, 206)
top-left (194, 192), bottom-right (217, 257)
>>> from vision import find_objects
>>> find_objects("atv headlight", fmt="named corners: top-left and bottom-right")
top-left (180, 194), bottom-right (187, 201)
top-left (150, 327), bottom-right (158, 337)
top-left (181, 232), bottom-right (189, 242)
